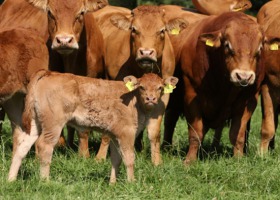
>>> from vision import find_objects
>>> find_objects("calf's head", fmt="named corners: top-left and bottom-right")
top-left (110, 5), bottom-right (187, 71)
top-left (199, 14), bottom-right (264, 87)
top-left (26, 0), bottom-right (108, 54)
top-left (124, 73), bottom-right (178, 111)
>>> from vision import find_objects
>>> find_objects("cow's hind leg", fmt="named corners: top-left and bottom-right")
top-left (8, 119), bottom-right (39, 181)
top-left (95, 133), bottom-right (110, 161)
top-left (37, 126), bottom-right (62, 180)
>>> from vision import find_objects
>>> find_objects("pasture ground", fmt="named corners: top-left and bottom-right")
top-left (1, 103), bottom-right (280, 200)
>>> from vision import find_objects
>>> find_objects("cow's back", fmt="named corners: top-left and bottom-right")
top-left (0, 0), bottom-right (48, 41)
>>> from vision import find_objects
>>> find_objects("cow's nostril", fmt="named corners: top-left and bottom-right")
top-left (56, 37), bottom-right (61, 44)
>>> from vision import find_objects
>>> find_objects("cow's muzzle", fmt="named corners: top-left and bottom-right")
top-left (230, 69), bottom-right (256, 87)
top-left (52, 34), bottom-right (79, 54)
top-left (136, 48), bottom-right (157, 70)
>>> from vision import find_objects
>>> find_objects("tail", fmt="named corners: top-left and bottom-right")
top-left (22, 69), bottom-right (49, 134)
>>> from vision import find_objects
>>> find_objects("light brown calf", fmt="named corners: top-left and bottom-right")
top-left (8, 71), bottom-right (178, 183)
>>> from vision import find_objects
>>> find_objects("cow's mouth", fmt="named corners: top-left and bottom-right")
top-left (53, 47), bottom-right (76, 55)
top-left (136, 58), bottom-right (157, 71)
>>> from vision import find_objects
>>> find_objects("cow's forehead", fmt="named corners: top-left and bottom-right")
top-left (132, 6), bottom-right (165, 30)
top-left (224, 20), bottom-right (262, 48)
top-left (48, 0), bottom-right (84, 13)
top-left (139, 74), bottom-right (163, 87)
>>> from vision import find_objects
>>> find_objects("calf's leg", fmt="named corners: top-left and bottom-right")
top-left (95, 133), bottom-right (110, 161)
top-left (8, 119), bottom-right (39, 181)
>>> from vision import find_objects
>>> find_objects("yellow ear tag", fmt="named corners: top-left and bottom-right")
top-left (206, 39), bottom-right (214, 47)
top-left (164, 84), bottom-right (176, 94)
top-left (270, 43), bottom-right (279, 51)
top-left (125, 81), bottom-right (134, 91)
top-left (232, 7), bottom-right (243, 12)
top-left (170, 28), bottom-right (180, 35)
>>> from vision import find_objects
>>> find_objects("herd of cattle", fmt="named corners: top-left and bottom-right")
top-left (1, 0), bottom-right (280, 183)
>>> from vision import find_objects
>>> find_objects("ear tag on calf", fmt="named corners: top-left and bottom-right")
top-left (206, 39), bottom-right (214, 47)
top-left (164, 84), bottom-right (176, 94)
top-left (125, 81), bottom-right (134, 91)
top-left (170, 28), bottom-right (180, 35)
top-left (270, 43), bottom-right (279, 51)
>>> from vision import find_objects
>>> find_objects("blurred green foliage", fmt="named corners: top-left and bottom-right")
top-left (109, 0), bottom-right (269, 12)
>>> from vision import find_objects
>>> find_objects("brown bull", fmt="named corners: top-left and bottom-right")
top-left (8, 71), bottom-right (178, 183)
top-left (192, 0), bottom-right (252, 15)
top-left (169, 12), bottom-right (265, 164)
top-left (26, 0), bottom-right (108, 158)
top-left (257, 0), bottom-right (280, 154)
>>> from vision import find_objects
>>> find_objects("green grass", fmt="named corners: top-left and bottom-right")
top-left (1, 103), bottom-right (280, 200)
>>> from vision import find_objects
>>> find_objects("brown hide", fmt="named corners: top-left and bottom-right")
top-left (8, 70), bottom-right (178, 183)
top-left (0, 0), bottom-right (48, 41)
top-left (177, 12), bottom-right (265, 163)
top-left (0, 28), bottom-right (48, 155)
top-left (257, 1), bottom-right (280, 154)
top-left (94, 5), bottom-right (186, 80)
top-left (192, 0), bottom-right (252, 15)
top-left (27, 0), bottom-right (108, 157)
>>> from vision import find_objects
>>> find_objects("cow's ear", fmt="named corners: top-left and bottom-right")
top-left (124, 76), bottom-right (138, 91)
top-left (264, 36), bottom-right (280, 51)
top-left (163, 76), bottom-right (178, 94)
top-left (26, 0), bottom-right (48, 11)
top-left (86, 0), bottom-right (108, 12)
top-left (231, 0), bottom-right (252, 12)
top-left (199, 31), bottom-right (222, 48)
top-left (166, 18), bottom-right (188, 35)
top-left (110, 14), bottom-right (131, 31)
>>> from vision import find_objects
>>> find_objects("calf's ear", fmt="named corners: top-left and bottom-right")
top-left (231, 0), bottom-right (252, 12)
top-left (199, 31), bottom-right (222, 48)
top-left (166, 18), bottom-right (188, 35)
top-left (163, 76), bottom-right (178, 94)
top-left (26, 0), bottom-right (48, 11)
top-left (124, 76), bottom-right (138, 91)
top-left (264, 36), bottom-right (280, 51)
top-left (86, 0), bottom-right (108, 12)
top-left (110, 14), bottom-right (131, 31)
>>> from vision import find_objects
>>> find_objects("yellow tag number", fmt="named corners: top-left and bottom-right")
top-left (164, 84), bottom-right (176, 94)
top-left (170, 28), bottom-right (180, 35)
top-left (206, 39), bottom-right (214, 47)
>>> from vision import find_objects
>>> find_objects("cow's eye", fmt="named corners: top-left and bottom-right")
top-left (139, 85), bottom-right (145, 91)
top-left (224, 41), bottom-right (235, 56)
top-left (159, 28), bottom-right (165, 38)
top-left (255, 44), bottom-right (263, 57)
top-left (131, 26), bottom-right (139, 35)
top-left (158, 86), bottom-right (163, 91)
top-left (76, 11), bottom-right (85, 21)
top-left (47, 10), bottom-right (55, 20)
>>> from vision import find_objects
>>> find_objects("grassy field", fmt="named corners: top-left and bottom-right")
top-left (1, 103), bottom-right (280, 200)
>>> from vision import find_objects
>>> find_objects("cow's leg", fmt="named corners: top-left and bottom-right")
top-left (95, 133), bottom-right (110, 161)
top-left (211, 124), bottom-right (224, 149)
top-left (8, 119), bottom-right (39, 181)
top-left (184, 117), bottom-right (205, 165)
top-left (147, 116), bottom-right (163, 166)
top-left (37, 126), bottom-right (62, 180)
top-left (77, 131), bottom-right (90, 158)
top-left (109, 138), bottom-right (121, 184)
top-left (67, 126), bottom-right (76, 149)
top-left (2, 93), bottom-right (25, 154)
top-left (110, 130), bottom-right (135, 183)
top-left (0, 106), bottom-right (5, 136)
top-left (134, 131), bottom-right (144, 152)
top-left (260, 84), bottom-right (276, 155)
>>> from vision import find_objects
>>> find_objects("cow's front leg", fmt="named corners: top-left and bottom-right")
top-left (78, 130), bottom-right (90, 158)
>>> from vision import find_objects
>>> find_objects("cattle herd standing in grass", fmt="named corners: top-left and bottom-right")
top-left (0, 0), bottom-right (279, 183)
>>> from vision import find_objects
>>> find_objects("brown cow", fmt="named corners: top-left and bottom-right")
top-left (26, 0), bottom-right (108, 158)
top-left (257, 0), bottom-right (280, 154)
top-left (93, 5), bottom-right (187, 165)
top-left (0, 28), bottom-right (49, 153)
top-left (168, 12), bottom-right (265, 164)
top-left (8, 70), bottom-right (178, 183)
top-left (192, 0), bottom-right (252, 15)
